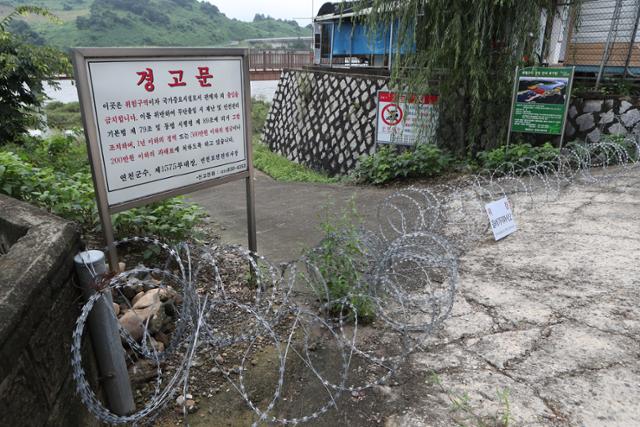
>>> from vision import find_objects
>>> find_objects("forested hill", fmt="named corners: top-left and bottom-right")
top-left (1, 0), bottom-right (310, 50)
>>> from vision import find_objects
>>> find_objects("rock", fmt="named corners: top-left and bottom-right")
top-left (131, 291), bottom-right (145, 306)
top-left (604, 99), bottom-right (615, 109)
top-left (565, 121), bottom-right (576, 138)
top-left (586, 128), bottom-right (601, 143)
top-left (119, 311), bottom-right (144, 341)
top-left (621, 108), bottom-right (640, 127)
top-left (133, 289), bottom-right (161, 310)
top-left (122, 278), bottom-right (144, 300)
top-left (112, 302), bottom-right (121, 316)
top-left (120, 285), bottom-right (138, 301)
top-left (143, 278), bottom-right (162, 292)
top-left (619, 100), bottom-right (633, 114)
top-left (185, 400), bottom-right (197, 414)
top-left (599, 110), bottom-right (615, 125)
top-left (176, 395), bottom-right (186, 406)
top-left (118, 261), bottom-right (126, 273)
top-left (582, 100), bottom-right (603, 113)
top-left (150, 336), bottom-right (165, 353)
top-left (576, 113), bottom-right (596, 132)
top-left (568, 105), bottom-right (578, 119)
top-left (154, 331), bottom-right (170, 346)
top-left (215, 354), bottom-right (224, 365)
top-left (608, 123), bottom-right (628, 136)
top-left (118, 304), bottom-right (160, 341)
top-left (134, 264), bottom-right (150, 280)
top-left (149, 305), bottom-right (169, 334)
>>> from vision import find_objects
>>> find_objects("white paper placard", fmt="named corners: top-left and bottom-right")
top-left (485, 197), bottom-right (518, 241)
top-left (86, 57), bottom-right (248, 206)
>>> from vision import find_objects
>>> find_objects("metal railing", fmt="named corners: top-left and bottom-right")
top-left (248, 50), bottom-right (313, 71)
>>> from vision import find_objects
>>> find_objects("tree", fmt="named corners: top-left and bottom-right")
top-left (0, 7), bottom-right (71, 144)
top-left (360, 0), bottom-right (572, 155)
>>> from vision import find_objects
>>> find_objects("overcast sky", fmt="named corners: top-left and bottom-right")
top-left (204, 0), bottom-right (319, 26)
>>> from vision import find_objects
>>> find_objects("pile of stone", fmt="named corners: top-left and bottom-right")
top-left (112, 273), bottom-right (182, 355)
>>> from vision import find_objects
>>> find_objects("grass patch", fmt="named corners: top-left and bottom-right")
top-left (252, 137), bottom-right (338, 184)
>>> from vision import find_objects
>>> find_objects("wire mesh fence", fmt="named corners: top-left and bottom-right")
top-left (543, 0), bottom-right (640, 90)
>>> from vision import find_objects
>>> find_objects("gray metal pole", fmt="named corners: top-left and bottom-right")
top-left (74, 250), bottom-right (135, 416)
top-left (596, 0), bottom-right (623, 89)
top-left (558, 66), bottom-right (576, 153)
top-left (506, 66), bottom-right (520, 148)
top-left (623, 1), bottom-right (640, 77)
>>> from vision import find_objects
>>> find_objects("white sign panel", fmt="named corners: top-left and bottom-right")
top-left (376, 91), bottom-right (439, 145)
top-left (85, 57), bottom-right (248, 206)
top-left (485, 197), bottom-right (518, 241)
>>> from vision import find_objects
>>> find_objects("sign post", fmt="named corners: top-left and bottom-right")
top-left (507, 66), bottom-right (575, 148)
top-left (73, 48), bottom-right (258, 268)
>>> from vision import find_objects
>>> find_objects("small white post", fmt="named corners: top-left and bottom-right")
top-left (74, 250), bottom-right (135, 416)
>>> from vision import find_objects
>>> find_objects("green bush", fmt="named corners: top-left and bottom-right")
top-left (475, 142), bottom-right (560, 172)
top-left (44, 101), bottom-right (83, 130)
top-left (308, 204), bottom-right (375, 323)
top-left (0, 151), bottom-right (98, 227)
top-left (354, 143), bottom-right (453, 185)
top-left (251, 98), bottom-right (270, 134)
top-left (0, 6), bottom-right (71, 145)
top-left (0, 138), bottom-right (206, 243)
top-left (112, 199), bottom-right (206, 243)
top-left (7, 134), bottom-right (88, 174)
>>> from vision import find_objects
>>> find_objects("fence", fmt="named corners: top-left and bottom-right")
top-left (544, 0), bottom-right (640, 89)
top-left (248, 50), bottom-right (313, 71)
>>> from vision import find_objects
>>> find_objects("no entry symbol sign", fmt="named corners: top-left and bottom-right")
top-left (381, 103), bottom-right (403, 126)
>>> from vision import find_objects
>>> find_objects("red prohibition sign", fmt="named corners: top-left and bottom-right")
top-left (381, 103), bottom-right (403, 126)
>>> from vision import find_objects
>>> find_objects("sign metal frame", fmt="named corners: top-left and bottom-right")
top-left (73, 47), bottom-right (257, 270)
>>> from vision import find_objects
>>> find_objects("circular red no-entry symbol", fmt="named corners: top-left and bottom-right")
top-left (381, 103), bottom-right (403, 126)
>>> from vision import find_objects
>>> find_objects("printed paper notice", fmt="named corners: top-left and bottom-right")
top-left (485, 198), bottom-right (517, 241)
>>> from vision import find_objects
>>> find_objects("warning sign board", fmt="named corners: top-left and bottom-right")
top-left (376, 91), bottom-right (438, 145)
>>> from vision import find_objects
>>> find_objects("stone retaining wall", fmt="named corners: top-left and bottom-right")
top-left (263, 69), bottom-right (388, 176)
top-left (566, 96), bottom-right (640, 143)
top-left (0, 195), bottom-right (97, 427)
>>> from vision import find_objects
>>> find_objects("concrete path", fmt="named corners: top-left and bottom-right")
top-left (188, 168), bottom-right (640, 426)
top-left (190, 170), bottom-right (391, 263)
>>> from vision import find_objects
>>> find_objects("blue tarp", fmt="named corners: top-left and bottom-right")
top-left (323, 20), bottom-right (415, 57)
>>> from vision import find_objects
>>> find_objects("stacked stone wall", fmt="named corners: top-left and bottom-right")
top-left (566, 97), bottom-right (640, 143)
top-left (263, 69), bottom-right (388, 176)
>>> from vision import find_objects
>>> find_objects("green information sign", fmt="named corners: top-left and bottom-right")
top-left (509, 67), bottom-right (574, 136)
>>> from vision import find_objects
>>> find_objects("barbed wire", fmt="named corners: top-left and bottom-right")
top-left (71, 133), bottom-right (639, 425)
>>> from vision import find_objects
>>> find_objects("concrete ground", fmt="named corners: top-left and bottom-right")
top-left (190, 169), bottom-right (640, 426)
top-left (190, 171), bottom-right (391, 263)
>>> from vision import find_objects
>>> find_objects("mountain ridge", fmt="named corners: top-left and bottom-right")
top-left (1, 0), bottom-right (311, 50)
